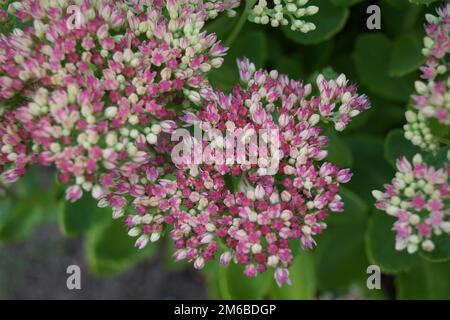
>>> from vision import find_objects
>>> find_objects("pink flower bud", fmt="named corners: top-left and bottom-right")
top-left (219, 252), bottom-right (232, 266)
top-left (274, 268), bottom-right (291, 288)
top-left (66, 185), bottom-right (82, 202)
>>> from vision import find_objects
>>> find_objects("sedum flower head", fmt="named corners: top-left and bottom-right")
top-left (99, 58), bottom-right (370, 286)
top-left (404, 4), bottom-right (450, 151)
top-left (373, 153), bottom-right (450, 254)
top-left (249, 0), bottom-right (319, 32)
top-left (0, 0), bottom-right (228, 201)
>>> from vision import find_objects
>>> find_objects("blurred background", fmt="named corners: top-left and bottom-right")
top-left (0, 224), bottom-right (206, 299)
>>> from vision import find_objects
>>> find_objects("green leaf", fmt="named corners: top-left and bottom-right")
top-left (420, 236), bottom-right (450, 262)
top-left (409, 0), bottom-right (440, 5)
top-left (348, 97), bottom-right (405, 134)
top-left (366, 210), bottom-right (420, 274)
top-left (209, 29), bottom-right (267, 91)
top-left (85, 219), bottom-right (157, 275)
top-left (425, 146), bottom-right (449, 168)
top-left (271, 250), bottom-right (316, 299)
top-left (428, 117), bottom-right (450, 139)
top-left (396, 259), bottom-right (450, 299)
top-left (314, 224), bottom-right (369, 291)
top-left (324, 129), bottom-right (353, 168)
top-left (326, 187), bottom-right (368, 227)
top-left (219, 263), bottom-right (272, 299)
top-left (224, 174), bottom-right (242, 193)
top-left (58, 194), bottom-right (109, 236)
top-left (273, 54), bottom-right (304, 79)
top-left (384, 129), bottom-right (422, 167)
top-left (0, 199), bottom-right (45, 242)
top-left (330, 0), bottom-right (363, 6)
top-left (282, 0), bottom-right (349, 45)
top-left (383, 0), bottom-right (411, 9)
top-left (0, 166), bottom-right (60, 242)
top-left (380, 1), bottom-right (425, 36)
top-left (389, 33), bottom-right (425, 77)
top-left (353, 33), bottom-right (415, 103)
top-left (202, 262), bottom-right (223, 299)
top-left (300, 40), bottom-right (336, 75)
top-left (13, 166), bottom-right (56, 201)
top-left (229, 28), bottom-right (268, 67)
top-left (314, 188), bottom-right (369, 291)
top-left (205, 13), bottom-right (237, 40)
top-left (345, 135), bottom-right (395, 204)
top-left (208, 65), bottom-right (237, 93)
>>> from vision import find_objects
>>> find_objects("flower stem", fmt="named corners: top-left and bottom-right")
top-left (225, 0), bottom-right (257, 46)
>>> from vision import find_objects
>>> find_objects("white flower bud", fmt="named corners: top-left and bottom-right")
top-left (421, 240), bottom-right (435, 252)
top-left (441, 222), bottom-right (450, 233)
top-left (372, 190), bottom-right (383, 200)
top-left (414, 81), bottom-right (428, 95)
top-left (255, 185), bottom-right (265, 200)
top-left (267, 255), bottom-right (279, 267)
top-left (306, 6), bottom-right (319, 15)
top-left (309, 114), bottom-right (320, 126)
top-left (409, 235), bottom-right (420, 244)
top-left (412, 153), bottom-right (423, 164)
top-left (281, 190), bottom-right (292, 202)
top-left (270, 192), bottom-right (280, 204)
top-left (407, 243), bottom-right (418, 254)
top-left (423, 36), bottom-right (434, 49)
top-left (251, 244), bottom-right (262, 254)
top-left (92, 185), bottom-right (103, 199)
top-left (128, 227), bottom-right (140, 237)
top-left (105, 106), bottom-right (118, 119)
top-left (150, 233), bottom-right (160, 242)
top-left (405, 110), bottom-right (417, 123)
top-left (194, 257), bottom-right (205, 269)
top-left (386, 206), bottom-right (398, 216)
top-left (188, 91), bottom-right (201, 104)
top-left (146, 133), bottom-right (158, 145)
top-left (151, 124), bottom-right (161, 135)
top-left (248, 210), bottom-right (258, 222)
top-left (300, 226), bottom-right (311, 238)
top-left (409, 214), bottom-right (420, 225)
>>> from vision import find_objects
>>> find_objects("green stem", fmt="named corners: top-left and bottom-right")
top-left (225, 0), bottom-right (257, 46)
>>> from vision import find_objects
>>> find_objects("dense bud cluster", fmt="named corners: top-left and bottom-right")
top-left (373, 153), bottom-right (449, 254)
top-left (0, 0), bottom-right (228, 201)
top-left (249, 0), bottom-right (319, 32)
top-left (0, 0), bottom-right (372, 286)
top-left (404, 4), bottom-right (450, 151)
top-left (100, 58), bottom-right (370, 286)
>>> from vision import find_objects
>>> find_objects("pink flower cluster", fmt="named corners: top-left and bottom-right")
top-left (404, 4), bottom-right (450, 150)
top-left (373, 154), bottom-right (450, 254)
top-left (421, 5), bottom-right (450, 82)
top-left (101, 58), bottom-right (370, 286)
top-left (0, 1), bottom-right (372, 286)
top-left (201, 0), bottom-right (241, 18)
top-left (0, 0), bottom-right (229, 200)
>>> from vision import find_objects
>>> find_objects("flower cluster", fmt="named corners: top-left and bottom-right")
top-left (0, 0), bottom-right (228, 201)
top-left (373, 153), bottom-right (449, 254)
top-left (103, 58), bottom-right (370, 286)
top-left (404, 4), bottom-right (450, 151)
top-left (249, 0), bottom-right (318, 32)
top-left (0, 0), bottom-right (372, 287)
top-left (201, 0), bottom-right (241, 19)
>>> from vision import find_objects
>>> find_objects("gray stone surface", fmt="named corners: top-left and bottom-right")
top-left (0, 224), bottom-right (207, 300)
